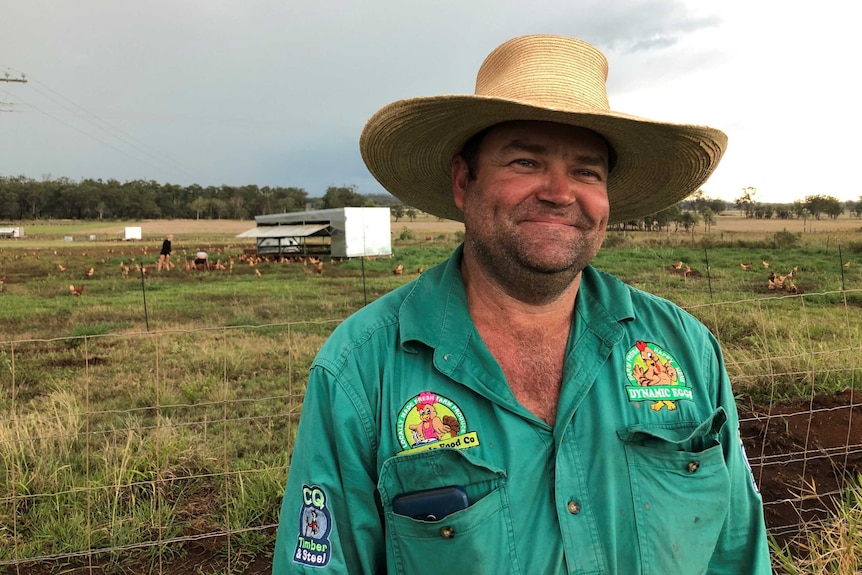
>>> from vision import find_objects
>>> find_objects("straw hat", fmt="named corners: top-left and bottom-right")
top-left (360, 34), bottom-right (727, 225)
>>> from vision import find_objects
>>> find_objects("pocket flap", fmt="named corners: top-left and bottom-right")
top-left (618, 407), bottom-right (727, 452)
top-left (378, 448), bottom-right (506, 507)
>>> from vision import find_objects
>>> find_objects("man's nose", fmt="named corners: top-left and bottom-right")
top-left (535, 166), bottom-right (576, 205)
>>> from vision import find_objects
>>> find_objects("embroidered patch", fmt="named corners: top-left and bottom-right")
top-left (396, 391), bottom-right (479, 455)
top-left (293, 484), bottom-right (332, 567)
top-left (624, 340), bottom-right (692, 412)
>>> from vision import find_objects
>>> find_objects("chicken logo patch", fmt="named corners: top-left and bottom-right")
top-left (624, 341), bottom-right (692, 412)
top-left (293, 484), bottom-right (332, 567)
top-left (396, 391), bottom-right (479, 455)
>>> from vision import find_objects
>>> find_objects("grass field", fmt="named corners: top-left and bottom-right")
top-left (1, 213), bottom-right (861, 574)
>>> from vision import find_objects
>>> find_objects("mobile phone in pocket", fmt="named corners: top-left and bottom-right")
top-left (392, 485), bottom-right (469, 521)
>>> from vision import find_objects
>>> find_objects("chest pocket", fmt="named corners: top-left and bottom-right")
top-left (619, 408), bottom-right (731, 575)
top-left (378, 448), bottom-right (519, 575)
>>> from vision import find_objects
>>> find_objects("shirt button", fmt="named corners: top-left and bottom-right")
top-left (687, 461), bottom-right (700, 473)
top-left (567, 500), bottom-right (581, 515)
top-left (440, 526), bottom-right (455, 539)
top-left (443, 354), bottom-right (450, 361)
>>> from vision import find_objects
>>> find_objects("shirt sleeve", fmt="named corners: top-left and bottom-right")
top-left (707, 335), bottom-right (773, 574)
top-left (272, 363), bottom-right (384, 574)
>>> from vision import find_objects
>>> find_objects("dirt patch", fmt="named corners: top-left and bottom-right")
top-left (739, 388), bottom-right (862, 543)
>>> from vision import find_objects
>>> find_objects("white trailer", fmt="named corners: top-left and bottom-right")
top-left (0, 226), bottom-right (23, 238)
top-left (238, 207), bottom-right (392, 258)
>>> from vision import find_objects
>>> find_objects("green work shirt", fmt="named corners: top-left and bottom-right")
top-left (273, 247), bottom-right (771, 574)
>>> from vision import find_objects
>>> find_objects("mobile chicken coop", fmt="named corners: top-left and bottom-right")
top-left (237, 207), bottom-right (392, 258)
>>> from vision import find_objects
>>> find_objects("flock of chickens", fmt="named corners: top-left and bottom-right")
top-left (4, 245), bottom-right (853, 299)
top-left (13, 246), bottom-right (425, 297)
top-left (669, 258), bottom-right (853, 295)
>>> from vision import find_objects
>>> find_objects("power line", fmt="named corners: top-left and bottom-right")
top-left (1, 66), bottom-right (200, 182)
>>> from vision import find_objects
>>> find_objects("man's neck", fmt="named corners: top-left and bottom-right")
top-left (460, 253), bottom-right (579, 334)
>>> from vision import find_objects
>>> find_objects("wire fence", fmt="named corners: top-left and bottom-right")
top-left (1, 290), bottom-right (860, 573)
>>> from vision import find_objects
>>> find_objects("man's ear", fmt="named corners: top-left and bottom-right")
top-left (451, 155), bottom-right (469, 212)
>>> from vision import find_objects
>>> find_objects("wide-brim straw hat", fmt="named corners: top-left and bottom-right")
top-left (360, 34), bottom-right (727, 225)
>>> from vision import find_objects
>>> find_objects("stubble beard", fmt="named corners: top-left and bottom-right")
top-left (463, 218), bottom-right (605, 306)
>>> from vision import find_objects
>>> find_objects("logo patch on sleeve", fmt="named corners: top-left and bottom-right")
top-left (624, 340), bottom-right (692, 412)
top-left (293, 484), bottom-right (332, 567)
top-left (396, 391), bottom-right (479, 455)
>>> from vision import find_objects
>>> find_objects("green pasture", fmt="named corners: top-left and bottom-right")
top-left (1, 227), bottom-right (861, 573)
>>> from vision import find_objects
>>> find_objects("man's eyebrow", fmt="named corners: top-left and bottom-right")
top-left (500, 139), bottom-right (608, 168)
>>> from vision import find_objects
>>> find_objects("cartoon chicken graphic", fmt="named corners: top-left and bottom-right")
top-left (408, 392), bottom-right (459, 445)
top-left (631, 341), bottom-right (680, 411)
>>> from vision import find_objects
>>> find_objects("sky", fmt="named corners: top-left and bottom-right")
top-left (1, 0), bottom-right (859, 205)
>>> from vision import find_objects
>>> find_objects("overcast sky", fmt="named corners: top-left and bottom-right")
top-left (1, 0), bottom-right (858, 204)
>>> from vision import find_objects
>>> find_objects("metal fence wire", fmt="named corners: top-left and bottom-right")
top-left (1, 291), bottom-right (860, 573)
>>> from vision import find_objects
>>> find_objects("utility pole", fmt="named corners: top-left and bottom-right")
top-left (1, 73), bottom-right (28, 84)
top-left (1, 73), bottom-right (27, 112)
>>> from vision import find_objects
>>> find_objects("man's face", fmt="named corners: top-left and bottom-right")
top-left (452, 121), bottom-right (610, 300)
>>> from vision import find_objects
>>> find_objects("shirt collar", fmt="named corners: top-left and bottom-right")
top-left (398, 246), bottom-right (634, 361)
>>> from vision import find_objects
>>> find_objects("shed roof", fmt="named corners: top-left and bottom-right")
top-left (236, 224), bottom-right (331, 238)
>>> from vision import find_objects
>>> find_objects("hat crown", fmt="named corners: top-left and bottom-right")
top-left (475, 35), bottom-right (610, 112)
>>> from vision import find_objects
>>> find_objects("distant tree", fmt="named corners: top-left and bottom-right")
top-left (700, 207), bottom-right (715, 233)
top-left (735, 186), bottom-right (757, 218)
top-left (753, 204), bottom-right (773, 219)
top-left (406, 208), bottom-right (418, 222)
top-left (774, 205), bottom-right (794, 219)
top-left (189, 197), bottom-right (208, 220)
top-left (707, 198), bottom-right (727, 215)
top-left (652, 204), bottom-right (681, 232)
top-left (804, 195), bottom-right (843, 220)
top-left (391, 204), bottom-right (405, 222)
top-left (678, 210), bottom-right (700, 231)
top-left (321, 185), bottom-right (373, 209)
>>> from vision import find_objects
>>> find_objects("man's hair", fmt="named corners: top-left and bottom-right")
top-left (456, 125), bottom-right (617, 181)
top-left (458, 127), bottom-right (492, 182)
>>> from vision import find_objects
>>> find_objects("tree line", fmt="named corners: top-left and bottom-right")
top-left (0, 176), bottom-right (398, 221)
top-left (1, 177), bottom-right (860, 227)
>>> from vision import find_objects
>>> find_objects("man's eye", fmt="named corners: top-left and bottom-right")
top-left (513, 159), bottom-right (535, 167)
top-left (575, 169), bottom-right (603, 180)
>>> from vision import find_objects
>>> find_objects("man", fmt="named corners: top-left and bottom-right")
top-left (273, 35), bottom-right (770, 574)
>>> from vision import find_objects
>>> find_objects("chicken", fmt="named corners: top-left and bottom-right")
top-left (739, 262), bottom-right (753, 271)
top-left (671, 261), bottom-right (684, 270)
top-left (69, 284), bottom-right (85, 296)
top-left (255, 269), bottom-right (262, 278)
top-left (762, 261), bottom-right (771, 269)
top-left (393, 264), bottom-right (404, 275)
top-left (417, 266), bottom-right (425, 274)
top-left (85, 267), bottom-right (94, 277)
top-left (313, 260), bottom-right (324, 275)
top-left (58, 264), bottom-right (67, 272)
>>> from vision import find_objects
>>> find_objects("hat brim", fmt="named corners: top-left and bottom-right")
top-left (360, 96), bottom-right (727, 225)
